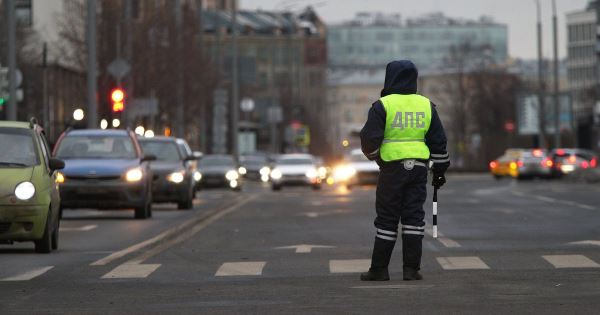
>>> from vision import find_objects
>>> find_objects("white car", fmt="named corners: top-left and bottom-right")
top-left (334, 149), bottom-right (379, 187)
top-left (270, 154), bottom-right (322, 191)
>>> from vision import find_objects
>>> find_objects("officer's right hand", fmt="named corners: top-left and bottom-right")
top-left (432, 173), bottom-right (446, 188)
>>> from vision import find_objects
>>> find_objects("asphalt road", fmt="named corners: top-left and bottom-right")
top-left (2, 175), bottom-right (600, 314)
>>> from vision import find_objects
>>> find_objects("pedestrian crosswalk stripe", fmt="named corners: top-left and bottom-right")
top-left (101, 263), bottom-right (161, 279)
top-left (542, 255), bottom-right (600, 268)
top-left (1, 266), bottom-right (54, 281)
top-left (215, 262), bottom-right (266, 276)
top-left (329, 259), bottom-right (370, 273)
top-left (436, 257), bottom-right (490, 270)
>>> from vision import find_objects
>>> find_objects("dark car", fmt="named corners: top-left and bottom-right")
top-left (549, 148), bottom-right (598, 177)
top-left (53, 129), bottom-right (155, 219)
top-left (139, 137), bottom-right (198, 210)
top-left (239, 155), bottom-right (271, 182)
top-left (197, 155), bottom-right (241, 190)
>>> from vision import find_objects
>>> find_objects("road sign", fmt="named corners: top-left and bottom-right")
top-left (238, 131), bottom-right (256, 154)
top-left (107, 58), bottom-right (131, 81)
top-left (240, 97), bottom-right (255, 112)
top-left (517, 94), bottom-right (572, 135)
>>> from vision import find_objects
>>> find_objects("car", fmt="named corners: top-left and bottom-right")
top-left (197, 155), bottom-right (242, 190)
top-left (549, 148), bottom-right (598, 177)
top-left (334, 149), bottom-right (379, 188)
top-left (270, 154), bottom-right (322, 191)
top-left (53, 129), bottom-right (156, 219)
top-left (489, 148), bottom-right (552, 179)
top-left (239, 155), bottom-right (271, 182)
top-left (0, 120), bottom-right (65, 253)
top-left (139, 137), bottom-right (198, 210)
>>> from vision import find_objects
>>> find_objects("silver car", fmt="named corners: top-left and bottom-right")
top-left (270, 154), bottom-right (322, 191)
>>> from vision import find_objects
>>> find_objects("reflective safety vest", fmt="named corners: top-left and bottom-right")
top-left (379, 94), bottom-right (432, 162)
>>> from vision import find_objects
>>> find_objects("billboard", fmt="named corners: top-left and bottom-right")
top-left (517, 93), bottom-right (573, 135)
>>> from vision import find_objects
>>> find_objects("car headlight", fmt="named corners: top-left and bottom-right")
top-left (125, 167), bottom-right (144, 182)
top-left (193, 171), bottom-right (202, 182)
top-left (56, 172), bottom-right (65, 184)
top-left (270, 169), bottom-right (282, 180)
top-left (167, 171), bottom-right (185, 183)
top-left (225, 170), bottom-right (239, 181)
top-left (317, 166), bottom-right (328, 179)
top-left (259, 166), bottom-right (271, 176)
top-left (238, 167), bottom-right (247, 175)
top-left (305, 168), bottom-right (318, 179)
top-left (333, 165), bottom-right (357, 181)
top-left (15, 182), bottom-right (35, 200)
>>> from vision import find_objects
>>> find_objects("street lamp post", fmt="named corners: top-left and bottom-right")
top-left (231, 2), bottom-right (239, 161)
top-left (552, 0), bottom-right (560, 148)
top-left (536, 0), bottom-right (547, 149)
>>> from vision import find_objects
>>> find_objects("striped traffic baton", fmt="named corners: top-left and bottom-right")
top-left (433, 186), bottom-right (439, 238)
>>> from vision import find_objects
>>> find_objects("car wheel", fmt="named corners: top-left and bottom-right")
top-left (35, 214), bottom-right (53, 253)
top-left (178, 185), bottom-right (194, 210)
top-left (51, 218), bottom-right (59, 250)
top-left (312, 184), bottom-right (321, 191)
top-left (135, 188), bottom-right (152, 219)
top-left (493, 175), bottom-right (501, 180)
top-left (272, 184), bottom-right (282, 191)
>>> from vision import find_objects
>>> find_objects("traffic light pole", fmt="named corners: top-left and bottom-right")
top-left (86, 0), bottom-right (98, 128)
top-left (536, 0), bottom-right (546, 148)
top-left (230, 2), bottom-right (239, 161)
top-left (7, 0), bottom-right (17, 121)
top-left (175, 0), bottom-right (185, 138)
top-left (552, 0), bottom-right (560, 148)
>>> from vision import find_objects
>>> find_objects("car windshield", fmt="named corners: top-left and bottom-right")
top-left (55, 135), bottom-right (137, 159)
top-left (200, 157), bottom-right (235, 167)
top-left (241, 157), bottom-right (267, 167)
top-left (0, 128), bottom-right (39, 167)
top-left (277, 158), bottom-right (313, 165)
top-left (140, 141), bottom-right (181, 162)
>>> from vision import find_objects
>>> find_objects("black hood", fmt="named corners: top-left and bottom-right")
top-left (381, 60), bottom-right (418, 97)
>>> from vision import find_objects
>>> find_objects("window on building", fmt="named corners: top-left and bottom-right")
top-left (376, 32), bottom-right (393, 41)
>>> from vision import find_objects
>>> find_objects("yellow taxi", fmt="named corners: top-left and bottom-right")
top-left (489, 148), bottom-right (552, 180)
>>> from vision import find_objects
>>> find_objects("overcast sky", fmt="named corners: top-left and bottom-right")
top-left (241, 0), bottom-right (590, 60)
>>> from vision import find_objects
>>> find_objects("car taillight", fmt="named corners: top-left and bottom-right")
top-left (581, 161), bottom-right (590, 169)
top-left (556, 149), bottom-right (565, 155)
top-left (541, 158), bottom-right (553, 168)
top-left (591, 158), bottom-right (597, 168)
top-left (517, 160), bottom-right (524, 167)
top-left (489, 161), bottom-right (498, 169)
top-left (568, 155), bottom-right (577, 164)
top-left (532, 149), bottom-right (543, 157)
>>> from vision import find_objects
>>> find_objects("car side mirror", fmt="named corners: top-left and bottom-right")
top-left (142, 154), bottom-right (157, 162)
top-left (49, 158), bottom-right (65, 171)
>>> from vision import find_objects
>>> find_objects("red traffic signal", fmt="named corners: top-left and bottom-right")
top-left (111, 88), bottom-right (125, 112)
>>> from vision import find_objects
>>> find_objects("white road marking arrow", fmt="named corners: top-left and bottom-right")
top-left (275, 244), bottom-right (335, 253)
top-left (568, 240), bottom-right (600, 246)
top-left (59, 224), bottom-right (98, 232)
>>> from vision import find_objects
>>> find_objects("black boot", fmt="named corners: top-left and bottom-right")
top-left (402, 234), bottom-right (423, 281)
top-left (360, 237), bottom-right (395, 281)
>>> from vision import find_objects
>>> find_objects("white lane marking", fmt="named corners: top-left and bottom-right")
top-left (569, 240), bottom-right (600, 247)
top-left (297, 209), bottom-right (352, 218)
top-left (512, 191), bottom-right (526, 197)
top-left (436, 257), bottom-right (490, 270)
top-left (2, 266), bottom-right (54, 281)
top-left (577, 204), bottom-right (595, 210)
top-left (352, 284), bottom-right (434, 290)
top-left (91, 195), bottom-right (253, 266)
top-left (535, 196), bottom-right (556, 203)
top-left (215, 262), bottom-right (266, 276)
top-left (60, 224), bottom-right (98, 232)
top-left (329, 259), bottom-right (370, 273)
top-left (275, 244), bottom-right (335, 253)
top-left (101, 263), bottom-right (161, 279)
top-left (542, 255), bottom-right (600, 268)
top-left (424, 224), bottom-right (461, 248)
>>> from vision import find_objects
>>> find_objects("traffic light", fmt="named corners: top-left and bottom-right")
top-left (111, 88), bottom-right (125, 113)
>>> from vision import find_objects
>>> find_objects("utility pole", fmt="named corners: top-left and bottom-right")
top-left (123, 0), bottom-right (133, 128)
top-left (7, 0), bottom-right (17, 121)
top-left (196, 0), bottom-right (207, 152)
top-left (230, 1), bottom-right (239, 161)
top-left (552, 0), bottom-right (560, 148)
top-left (174, 0), bottom-right (185, 138)
top-left (42, 42), bottom-right (49, 133)
top-left (86, 0), bottom-right (98, 128)
top-left (536, 0), bottom-right (546, 148)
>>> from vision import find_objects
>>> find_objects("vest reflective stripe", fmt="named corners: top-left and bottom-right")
top-left (380, 94), bottom-right (432, 162)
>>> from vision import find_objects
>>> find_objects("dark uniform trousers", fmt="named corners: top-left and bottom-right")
top-left (372, 161), bottom-right (427, 271)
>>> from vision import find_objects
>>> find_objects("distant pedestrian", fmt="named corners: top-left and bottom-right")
top-left (360, 60), bottom-right (450, 281)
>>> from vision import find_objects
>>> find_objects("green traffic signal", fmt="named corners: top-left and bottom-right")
top-left (0, 98), bottom-right (5, 106)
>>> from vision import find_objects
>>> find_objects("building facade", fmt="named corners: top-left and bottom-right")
top-left (566, 3), bottom-right (599, 149)
top-left (328, 12), bottom-right (508, 71)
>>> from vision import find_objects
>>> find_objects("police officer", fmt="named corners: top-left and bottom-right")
top-left (359, 60), bottom-right (449, 281)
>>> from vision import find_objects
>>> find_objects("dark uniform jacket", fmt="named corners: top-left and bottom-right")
top-left (360, 60), bottom-right (450, 174)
